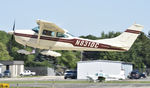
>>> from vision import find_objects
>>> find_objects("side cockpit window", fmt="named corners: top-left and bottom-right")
top-left (32, 26), bottom-right (69, 38)
top-left (56, 32), bottom-right (68, 38)
top-left (42, 30), bottom-right (55, 37)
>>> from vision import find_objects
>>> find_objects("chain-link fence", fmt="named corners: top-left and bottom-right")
top-left (146, 68), bottom-right (150, 76)
top-left (25, 67), bottom-right (55, 76)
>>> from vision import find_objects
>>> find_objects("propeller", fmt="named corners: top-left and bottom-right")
top-left (11, 20), bottom-right (15, 40)
top-left (13, 20), bottom-right (15, 31)
top-left (9, 21), bottom-right (16, 55)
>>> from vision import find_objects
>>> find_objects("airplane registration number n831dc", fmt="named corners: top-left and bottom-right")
top-left (74, 39), bottom-right (100, 48)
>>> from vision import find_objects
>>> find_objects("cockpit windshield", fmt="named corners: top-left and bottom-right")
top-left (66, 32), bottom-right (75, 37)
top-left (32, 26), bottom-right (39, 33)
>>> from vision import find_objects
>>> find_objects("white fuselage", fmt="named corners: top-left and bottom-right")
top-left (14, 30), bottom-right (125, 51)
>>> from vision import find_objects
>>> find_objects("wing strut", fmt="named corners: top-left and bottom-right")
top-left (36, 22), bottom-right (43, 47)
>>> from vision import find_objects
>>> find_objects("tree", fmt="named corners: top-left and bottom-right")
top-left (57, 51), bottom-right (80, 69)
top-left (0, 30), bottom-right (150, 70)
top-left (0, 31), bottom-right (10, 44)
top-left (80, 35), bottom-right (99, 40)
top-left (0, 42), bottom-right (13, 60)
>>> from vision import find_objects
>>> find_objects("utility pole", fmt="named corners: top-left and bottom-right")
top-left (81, 51), bottom-right (83, 61)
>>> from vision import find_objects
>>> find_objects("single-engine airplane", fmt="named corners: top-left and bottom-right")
top-left (9, 20), bottom-right (143, 57)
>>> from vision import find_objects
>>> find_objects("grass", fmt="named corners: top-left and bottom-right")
top-left (0, 80), bottom-right (89, 84)
top-left (17, 75), bottom-right (62, 77)
top-left (105, 80), bottom-right (150, 83)
top-left (1, 80), bottom-right (150, 84)
top-left (12, 87), bottom-right (45, 88)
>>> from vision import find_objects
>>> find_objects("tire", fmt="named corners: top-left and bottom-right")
top-left (20, 74), bottom-right (23, 77)
top-left (30, 74), bottom-right (33, 76)
top-left (64, 77), bottom-right (67, 79)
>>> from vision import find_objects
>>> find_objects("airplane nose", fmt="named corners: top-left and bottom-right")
top-left (8, 31), bottom-right (14, 35)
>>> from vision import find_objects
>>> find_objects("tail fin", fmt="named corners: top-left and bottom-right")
top-left (98, 24), bottom-right (144, 51)
top-left (115, 24), bottom-right (143, 50)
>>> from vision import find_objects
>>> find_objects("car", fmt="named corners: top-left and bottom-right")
top-left (64, 70), bottom-right (77, 79)
top-left (3, 70), bottom-right (11, 78)
top-left (0, 73), bottom-right (3, 78)
top-left (20, 70), bottom-right (36, 76)
top-left (128, 70), bottom-right (146, 79)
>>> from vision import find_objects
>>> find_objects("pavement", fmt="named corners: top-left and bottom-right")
top-left (10, 83), bottom-right (150, 88)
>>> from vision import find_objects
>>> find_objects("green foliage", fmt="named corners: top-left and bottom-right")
top-left (0, 30), bottom-right (150, 70)
top-left (0, 31), bottom-right (10, 44)
top-left (80, 35), bottom-right (99, 40)
top-left (57, 51), bottom-right (80, 69)
top-left (0, 31), bottom-right (13, 60)
top-left (100, 31), bottom-right (121, 39)
top-left (25, 60), bottom-right (52, 67)
top-left (0, 42), bottom-right (13, 60)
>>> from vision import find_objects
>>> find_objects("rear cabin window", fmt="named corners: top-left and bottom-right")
top-left (42, 30), bottom-right (55, 37)
top-left (56, 32), bottom-right (68, 38)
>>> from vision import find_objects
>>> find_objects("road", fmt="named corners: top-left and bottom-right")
top-left (10, 83), bottom-right (150, 88)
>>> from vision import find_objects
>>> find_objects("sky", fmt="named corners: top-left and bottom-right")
top-left (0, 0), bottom-right (150, 37)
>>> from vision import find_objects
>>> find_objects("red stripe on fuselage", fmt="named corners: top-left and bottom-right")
top-left (72, 39), bottom-right (126, 51)
top-left (125, 29), bottom-right (141, 34)
top-left (14, 33), bottom-right (126, 51)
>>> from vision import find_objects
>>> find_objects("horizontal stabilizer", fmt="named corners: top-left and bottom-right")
top-left (40, 50), bottom-right (61, 57)
top-left (17, 49), bottom-right (31, 55)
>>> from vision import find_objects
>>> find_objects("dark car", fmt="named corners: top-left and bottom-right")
top-left (128, 70), bottom-right (146, 79)
top-left (0, 73), bottom-right (3, 78)
top-left (3, 70), bottom-right (11, 78)
top-left (64, 70), bottom-right (77, 79)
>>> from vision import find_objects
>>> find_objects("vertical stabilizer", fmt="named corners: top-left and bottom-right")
top-left (97, 24), bottom-right (144, 51)
top-left (114, 24), bottom-right (143, 50)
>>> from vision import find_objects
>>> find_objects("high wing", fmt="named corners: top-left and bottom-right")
top-left (37, 19), bottom-right (65, 33)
